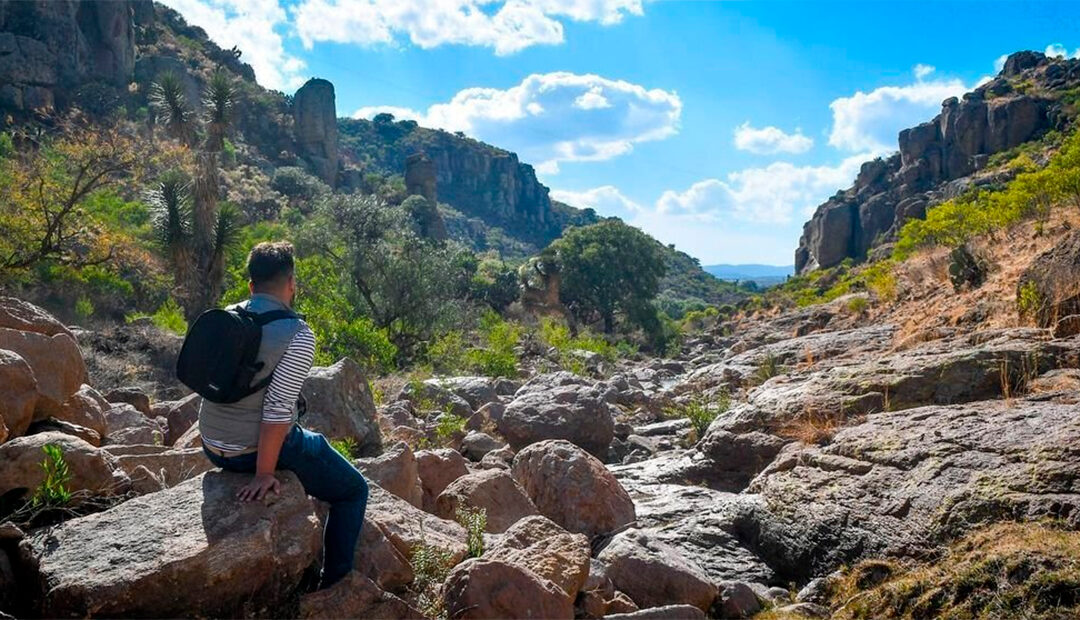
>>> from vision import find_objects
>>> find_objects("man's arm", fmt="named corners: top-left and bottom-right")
top-left (237, 324), bottom-right (316, 502)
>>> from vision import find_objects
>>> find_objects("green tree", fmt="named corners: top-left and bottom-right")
top-left (546, 220), bottom-right (667, 334)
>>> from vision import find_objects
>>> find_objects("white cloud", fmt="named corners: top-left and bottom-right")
top-left (913, 63), bottom-right (935, 80)
top-left (827, 75), bottom-right (968, 153)
top-left (160, 0), bottom-right (307, 91)
top-left (655, 154), bottom-right (869, 224)
top-left (1045, 43), bottom-right (1080, 59)
top-left (550, 185), bottom-right (643, 217)
top-left (353, 72), bottom-right (681, 173)
top-left (994, 54), bottom-right (1009, 72)
top-left (292, 0), bottom-right (642, 55)
top-left (733, 122), bottom-right (813, 155)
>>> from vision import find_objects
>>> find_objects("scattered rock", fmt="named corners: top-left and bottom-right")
top-left (0, 349), bottom-right (37, 442)
top-left (415, 448), bottom-right (469, 512)
top-left (356, 441), bottom-right (422, 507)
top-left (299, 571), bottom-right (421, 619)
top-left (431, 376), bottom-right (499, 410)
top-left (442, 558), bottom-right (574, 620)
top-left (605, 604), bottom-right (706, 620)
top-left (300, 358), bottom-right (381, 456)
top-left (715, 581), bottom-right (761, 618)
top-left (500, 379), bottom-right (615, 457)
top-left (104, 387), bottom-right (151, 417)
top-left (55, 384), bottom-right (108, 439)
top-left (397, 380), bottom-right (472, 417)
top-left (0, 432), bottom-right (128, 500)
top-left (486, 516), bottom-right (591, 601)
top-left (460, 430), bottom-right (504, 461)
top-left (479, 444), bottom-right (515, 470)
top-left (151, 393), bottom-right (200, 445)
top-left (511, 440), bottom-right (635, 537)
top-left (0, 327), bottom-right (86, 419)
top-left (25, 418), bottom-right (101, 447)
top-left (366, 484), bottom-right (468, 564)
top-left (598, 529), bottom-right (717, 612)
top-left (434, 469), bottom-right (538, 533)
top-left (354, 517), bottom-right (414, 591)
top-left (19, 471), bottom-right (321, 617)
top-left (103, 403), bottom-right (163, 446)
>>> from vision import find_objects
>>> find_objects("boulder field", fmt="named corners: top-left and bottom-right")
top-left (2, 295), bottom-right (1080, 618)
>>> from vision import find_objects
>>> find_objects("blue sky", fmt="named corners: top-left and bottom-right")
top-left (163, 0), bottom-right (1080, 265)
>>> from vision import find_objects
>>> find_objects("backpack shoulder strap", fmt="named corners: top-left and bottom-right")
top-left (253, 309), bottom-right (300, 325)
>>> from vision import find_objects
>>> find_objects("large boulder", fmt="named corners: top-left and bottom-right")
top-left (355, 441), bottom-right (423, 507)
top-left (354, 517), bottom-right (415, 591)
top-left (299, 571), bottom-right (420, 619)
top-left (0, 297), bottom-right (72, 338)
top-left (151, 392), bottom-right (200, 446)
top-left (104, 387), bottom-right (151, 417)
top-left (511, 440), bottom-right (635, 537)
top-left (366, 484), bottom-right (468, 564)
top-left (499, 379), bottom-right (615, 457)
top-left (431, 376), bottom-right (500, 410)
top-left (113, 447), bottom-right (214, 492)
top-left (0, 349), bottom-right (37, 442)
top-left (0, 327), bottom-right (86, 419)
top-left (485, 515), bottom-right (591, 601)
top-left (746, 398), bottom-right (1080, 582)
top-left (434, 469), bottom-right (538, 533)
top-left (415, 448), bottom-right (469, 512)
top-left (19, 470), bottom-right (321, 617)
top-left (301, 358), bottom-right (381, 456)
top-left (442, 558), bottom-right (574, 620)
top-left (597, 529), bottom-right (718, 612)
top-left (0, 432), bottom-right (128, 500)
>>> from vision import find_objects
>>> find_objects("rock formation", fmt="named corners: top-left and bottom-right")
top-left (292, 78), bottom-right (339, 186)
top-left (405, 152), bottom-right (437, 204)
top-left (0, 0), bottom-right (135, 112)
top-left (796, 51), bottom-right (1080, 273)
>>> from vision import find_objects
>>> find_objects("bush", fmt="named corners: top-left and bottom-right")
top-left (456, 506), bottom-right (487, 558)
top-left (128, 298), bottom-right (188, 335)
top-left (75, 297), bottom-right (95, 321)
top-left (664, 392), bottom-right (730, 439)
top-left (410, 538), bottom-right (454, 619)
top-left (32, 444), bottom-right (72, 508)
top-left (435, 413), bottom-right (466, 445)
top-left (329, 437), bottom-right (358, 459)
top-left (465, 312), bottom-right (520, 378)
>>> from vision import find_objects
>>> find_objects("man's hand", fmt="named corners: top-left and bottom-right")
top-left (237, 473), bottom-right (280, 502)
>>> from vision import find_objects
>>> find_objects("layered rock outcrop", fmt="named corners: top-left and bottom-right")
top-left (796, 51), bottom-right (1080, 273)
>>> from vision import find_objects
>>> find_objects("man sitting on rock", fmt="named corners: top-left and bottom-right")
top-left (199, 241), bottom-right (369, 589)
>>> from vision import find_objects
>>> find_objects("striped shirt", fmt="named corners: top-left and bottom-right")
top-left (201, 323), bottom-right (316, 452)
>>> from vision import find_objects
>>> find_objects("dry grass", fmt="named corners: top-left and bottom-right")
top-left (825, 522), bottom-right (1080, 619)
top-left (776, 408), bottom-right (850, 446)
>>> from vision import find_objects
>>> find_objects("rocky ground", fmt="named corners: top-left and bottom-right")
top-left (1, 256), bottom-right (1079, 619)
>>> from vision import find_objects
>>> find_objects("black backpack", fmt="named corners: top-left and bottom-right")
top-left (176, 307), bottom-right (298, 404)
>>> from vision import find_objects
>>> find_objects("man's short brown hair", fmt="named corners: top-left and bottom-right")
top-left (247, 241), bottom-right (295, 288)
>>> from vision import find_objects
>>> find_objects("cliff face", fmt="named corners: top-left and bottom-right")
top-left (0, 0), bottom-right (138, 112)
top-left (796, 51), bottom-right (1080, 273)
top-left (339, 117), bottom-right (558, 244)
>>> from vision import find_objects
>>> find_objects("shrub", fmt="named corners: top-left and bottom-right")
top-left (435, 414), bottom-right (466, 445)
top-left (75, 297), bottom-right (95, 321)
top-left (754, 351), bottom-right (781, 384)
top-left (32, 444), bottom-right (72, 508)
top-left (427, 330), bottom-right (469, 375)
top-left (330, 437), bottom-right (358, 459)
top-left (1017, 280), bottom-right (1043, 319)
top-left (127, 298), bottom-right (188, 335)
top-left (665, 392), bottom-right (731, 438)
top-left (410, 537), bottom-right (454, 620)
top-left (846, 296), bottom-right (869, 315)
top-left (455, 506), bottom-right (487, 558)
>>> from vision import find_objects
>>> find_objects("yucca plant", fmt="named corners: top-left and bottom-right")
top-left (148, 69), bottom-right (238, 323)
top-left (149, 71), bottom-right (196, 146)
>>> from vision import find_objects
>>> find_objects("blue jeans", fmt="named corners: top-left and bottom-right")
top-left (202, 424), bottom-right (369, 588)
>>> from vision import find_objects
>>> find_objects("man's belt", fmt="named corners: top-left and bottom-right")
top-left (202, 442), bottom-right (258, 458)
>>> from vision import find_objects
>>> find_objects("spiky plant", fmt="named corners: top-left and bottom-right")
top-left (149, 71), bottom-right (196, 146)
top-left (202, 69), bottom-right (235, 152)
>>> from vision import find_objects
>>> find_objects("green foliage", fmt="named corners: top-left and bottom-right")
top-left (546, 220), bottom-right (667, 334)
top-left (127, 298), bottom-right (188, 335)
top-left (435, 414), bottom-right (467, 445)
top-left (75, 297), bottom-right (95, 321)
top-left (426, 330), bottom-right (469, 375)
top-left (455, 506), bottom-right (487, 558)
top-left (538, 316), bottom-right (632, 373)
top-left (0, 132), bottom-right (13, 159)
top-left (1017, 280), bottom-right (1043, 319)
top-left (329, 437), bottom-right (358, 459)
top-left (31, 444), bottom-right (72, 508)
top-left (221, 138), bottom-right (237, 166)
top-left (270, 166), bottom-right (330, 207)
top-left (664, 392), bottom-right (731, 439)
top-left (896, 130), bottom-right (1080, 259)
top-left (409, 537), bottom-right (454, 620)
top-left (846, 296), bottom-right (869, 315)
top-left (465, 312), bottom-right (521, 378)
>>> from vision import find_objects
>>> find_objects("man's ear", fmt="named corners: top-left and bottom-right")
top-left (248, 280), bottom-right (255, 295)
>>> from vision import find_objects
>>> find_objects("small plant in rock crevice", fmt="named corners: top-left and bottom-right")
top-left (435, 414), bottom-right (467, 446)
top-left (409, 534), bottom-right (454, 620)
top-left (754, 351), bottom-right (782, 384)
top-left (455, 506), bottom-right (487, 558)
top-left (329, 437), bottom-right (358, 459)
top-left (664, 392), bottom-right (731, 439)
top-left (32, 444), bottom-right (72, 508)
